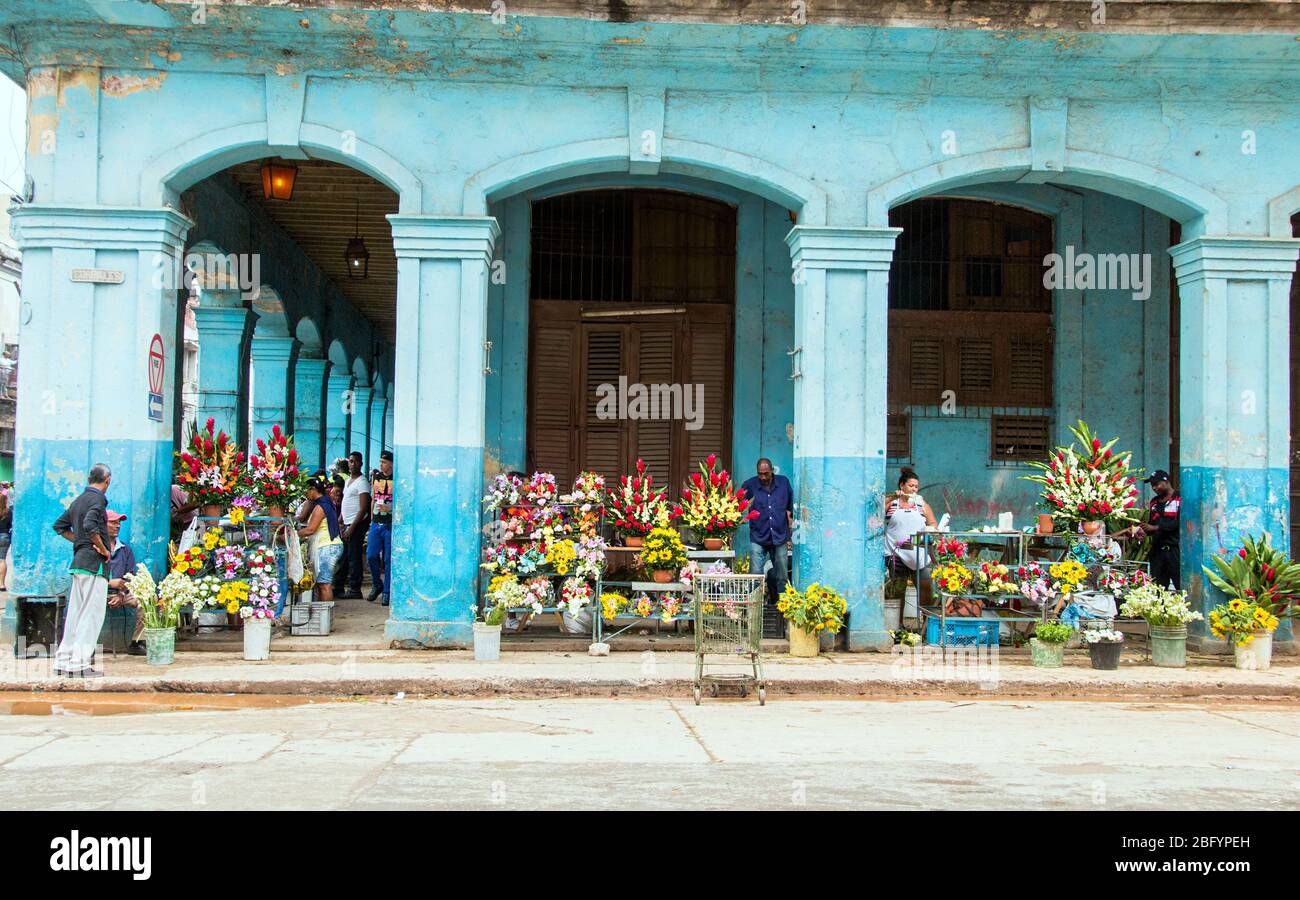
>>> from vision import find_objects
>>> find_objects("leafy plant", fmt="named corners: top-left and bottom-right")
top-left (1033, 621), bottom-right (1075, 644)
top-left (778, 582), bottom-right (847, 635)
top-left (1203, 533), bottom-right (1299, 618)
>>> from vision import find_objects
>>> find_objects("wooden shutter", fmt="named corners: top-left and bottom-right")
top-left (528, 324), bottom-right (577, 484)
top-left (887, 413), bottom-right (911, 459)
top-left (909, 337), bottom-right (944, 395)
top-left (580, 327), bottom-right (625, 484)
top-left (632, 326), bottom-right (677, 488)
top-left (959, 337), bottom-right (994, 394)
top-left (686, 322), bottom-right (730, 477)
top-left (1009, 334), bottom-right (1050, 406)
top-left (991, 415), bottom-right (1050, 461)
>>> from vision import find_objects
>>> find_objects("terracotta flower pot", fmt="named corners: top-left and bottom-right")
top-left (652, 569), bottom-right (674, 584)
top-left (266, 504), bottom-right (286, 519)
top-left (1081, 520), bottom-right (1104, 535)
top-left (1037, 514), bottom-right (1054, 535)
top-left (201, 504), bottom-right (224, 519)
top-left (624, 536), bottom-right (644, 548)
top-left (703, 538), bottom-right (724, 551)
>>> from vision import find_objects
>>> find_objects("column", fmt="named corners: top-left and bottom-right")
top-left (350, 382), bottom-right (373, 464)
top-left (248, 309), bottom-right (294, 441)
top-left (192, 289), bottom-right (249, 441)
top-left (9, 205), bottom-right (191, 596)
top-left (786, 225), bottom-right (900, 652)
top-left (385, 214), bottom-right (500, 647)
top-left (292, 353), bottom-right (327, 471)
top-left (368, 394), bottom-right (386, 471)
top-left (384, 403), bottom-right (394, 453)
top-left (324, 369), bottom-right (352, 469)
top-left (1171, 236), bottom-right (1300, 645)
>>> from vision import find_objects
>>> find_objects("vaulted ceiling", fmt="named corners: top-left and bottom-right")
top-left (226, 159), bottom-right (399, 341)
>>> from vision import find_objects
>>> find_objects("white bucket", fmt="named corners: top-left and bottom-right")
top-left (243, 617), bottom-right (272, 660)
top-left (903, 585), bottom-right (919, 621)
top-left (1233, 631), bottom-right (1273, 671)
top-left (883, 598), bottom-right (902, 632)
top-left (473, 623), bottom-right (502, 661)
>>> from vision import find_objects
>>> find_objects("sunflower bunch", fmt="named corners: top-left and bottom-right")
top-left (638, 526), bottom-right (688, 572)
top-left (1209, 597), bottom-right (1280, 646)
top-left (777, 582), bottom-right (847, 635)
top-left (545, 539), bottom-right (577, 575)
top-left (600, 591), bottom-right (628, 621)
top-left (1049, 560), bottom-right (1088, 596)
top-left (932, 563), bottom-right (974, 595)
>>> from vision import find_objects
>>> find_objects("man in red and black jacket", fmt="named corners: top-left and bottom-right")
top-left (1136, 469), bottom-right (1180, 590)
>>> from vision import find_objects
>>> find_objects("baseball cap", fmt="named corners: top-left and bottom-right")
top-left (380, 450), bottom-right (393, 462)
top-left (106, 509), bottom-right (128, 522)
top-left (1143, 469), bottom-right (1171, 485)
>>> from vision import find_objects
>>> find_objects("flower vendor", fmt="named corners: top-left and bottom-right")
top-left (1121, 469), bottom-right (1180, 589)
top-left (740, 457), bottom-right (793, 604)
top-left (884, 467), bottom-right (937, 573)
top-left (296, 476), bottom-right (344, 602)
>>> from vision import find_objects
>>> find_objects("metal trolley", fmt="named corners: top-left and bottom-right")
top-left (692, 573), bottom-right (767, 706)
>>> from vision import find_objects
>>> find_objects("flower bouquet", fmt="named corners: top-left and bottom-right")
top-left (240, 575), bottom-right (280, 620)
top-left (606, 459), bottom-right (676, 544)
top-left (193, 574), bottom-right (222, 611)
top-left (573, 534), bottom-right (607, 579)
top-left (778, 582), bottom-right (848, 637)
top-left (522, 471), bottom-right (558, 507)
top-left (600, 591), bottom-right (629, 622)
top-left (1048, 560), bottom-right (1088, 597)
top-left (1203, 533), bottom-right (1300, 618)
top-left (176, 418), bottom-right (244, 511)
top-left (932, 562), bottom-right (974, 595)
top-left (482, 473), bottom-right (523, 510)
top-left (562, 471), bottom-right (607, 539)
top-left (229, 495), bottom-right (256, 526)
top-left (246, 545), bottom-right (277, 580)
top-left (560, 576), bottom-right (593, 612)
top-left (545, 539), bottom-right (578, 576)
top-left (245, 425), bottom-right (306, 514)
top-left (214, 544), bottom-right (246, 581)
top-left (523, 576), bottom-right (553, 612)
top-left (632, 593), bottom-right (655, 618)
top-left (638, 527), bottom-right (688, 581)
top-left (1209, 598), bottom-right (1279, 647)
top-left (677, 453), bottom-right (757, 548)
top-left (932, 536), bottom-right (969, 563)
top-left (1119, 582), bottom-right (1202, 627)
top-left (659, 596), bottom-right (683, 622)
top-left (1022, 420), bottom-right (1141, 532)
top-left (973, 561), bottom-right (1020, 599)
top-left (217, 579), bottom-right (249, 615)
top-left (154, 570), bottom-right (198, 630)
top-left (171, 545), bottom-right (207, 577)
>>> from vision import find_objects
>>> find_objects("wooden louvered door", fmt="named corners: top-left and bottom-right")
top-left (528, 323), bottom-right (578, 486)
top-left (579, 327), bottom-right (625, 485)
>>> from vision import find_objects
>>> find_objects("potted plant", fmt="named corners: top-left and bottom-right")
top-left (606, 458), bottom-right (675, 547)
top-left (1082, 627), bottom-right (1124, 670)
top-left (1022, 420), bottom-right (1142, 535)
top-left (175, 417), bottom-right (244, 518)
top-left (245, 424), bottom-right (305, 518)
top-left (638, 527), bottom-right (688, 583)
top-left (777, 582), bottom-right (847, 658)
top-left (147, 570), bottom-right (198, 665)
top-left (1119, 581), bottom-right (1203, 667)
top-left (472, 591), bottom-right (509, 662)
top-left (1030, 621), bottom-right (1074, 667)
top-left (1209, 598), bottom-right (1280, 670)
top-left (677, 453), bottom-right (758, 550)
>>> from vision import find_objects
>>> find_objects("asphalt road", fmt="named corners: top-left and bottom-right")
top-left (0, 696), bottom-right (1296, 810)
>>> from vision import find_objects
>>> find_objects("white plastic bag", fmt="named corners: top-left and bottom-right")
top-left (286, 533), bottom-right (304, 584)
top-left (177, 516), bottom-right (202, 553)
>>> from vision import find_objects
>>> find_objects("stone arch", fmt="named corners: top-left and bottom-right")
top-left (1267, 185), bottom-right (1300, 238)
top-left (463, 137), bottom-right (828, 224)
top-left (866, 148), bottom-right (1227, 235)
top-left (140, 122), bottom-right (423, 213)
top-left (327, 339), bottom-right (349, 371)
top-left (351, 356), bottom-right (369, 385)
top-left (294, 316), bottom-right (324, 355)
top-left (250, 285), bottom-right (289, 338)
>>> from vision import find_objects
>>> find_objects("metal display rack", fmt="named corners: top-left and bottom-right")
top-left (597, 546), bottom-right (738, 644)
top-left (186, 514), bottom-right (299, 632)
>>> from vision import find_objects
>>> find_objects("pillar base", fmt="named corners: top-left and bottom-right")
top-left (383, 617), bottom-right (472, 649)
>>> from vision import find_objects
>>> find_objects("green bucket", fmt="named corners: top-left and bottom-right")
top-left (1149, 625), bottom-right (1187, 668)
top-left (1030, 638), bottom-right (1065, 668)
top-left (144, 627), bottom-right (175, 667)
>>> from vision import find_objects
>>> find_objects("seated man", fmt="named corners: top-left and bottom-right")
top-left (105, 510), bottom-right (146, 656)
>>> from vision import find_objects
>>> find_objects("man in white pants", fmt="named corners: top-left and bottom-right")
top-left (51, 464), bottom-right (113, 678)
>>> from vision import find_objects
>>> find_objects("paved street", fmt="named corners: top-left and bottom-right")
top-left (0, 695), bottom-right (1296, 810)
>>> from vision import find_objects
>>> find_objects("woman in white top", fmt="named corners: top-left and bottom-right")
top-left (884, 468), bottom-right (937, 571)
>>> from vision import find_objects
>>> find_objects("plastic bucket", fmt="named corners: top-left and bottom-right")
top-left (1030, 638), bottom-right (1064, 668)
top-left (144, 627), bottom-right (175, 666)
top-left (242, 617), bottom-right (272, 660)
top-left (883, 599), bottom-right (902, 632)
top-left (474, 623), bottom-right (502, 661)
top-left (1233, 631), bottom-right (1273, 671)
top-left (1149, 625), bottom-right (1187, 668)
top-left (1088, 641), bottom-right (1122, 670)
top-left (788, 625), bottom-right (819, 657)
top-left (196, 608), bottom-right (226, 633)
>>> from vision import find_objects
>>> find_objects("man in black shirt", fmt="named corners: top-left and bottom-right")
top-left (51, 464), bottom-right (113, 677)
top-left (1135, 469), bottom-right (1180, 590)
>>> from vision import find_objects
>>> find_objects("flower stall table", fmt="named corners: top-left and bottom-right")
top-left (596, 578), bottom-right (694, 644)
top-left (183, 514), bottom-right (296, 635)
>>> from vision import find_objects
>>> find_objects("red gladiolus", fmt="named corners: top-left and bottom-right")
top-left (1104, 448), bottom-right (1112, 459)
top-left (746, 510), bottom-right (759, 521)
top-left (204, 437), bottom-right (213, 454)
top-left (1092, 438), bottom-right (1101, 452)
top-left (1239, 548), bottom-right (1248, 559)
top-left (706, 453), bottom-right (717, 468)
top-left (636, 459), bottom-right (646, 474)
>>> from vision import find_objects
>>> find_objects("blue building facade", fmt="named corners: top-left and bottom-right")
top-left (2, 1), bottom-right (1298, 652)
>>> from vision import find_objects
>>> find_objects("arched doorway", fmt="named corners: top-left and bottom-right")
top-left (526, 189), bottom-right (736, 490)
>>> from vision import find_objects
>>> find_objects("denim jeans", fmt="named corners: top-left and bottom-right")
top-left (750, 541), bottom-right (789, 603)
top-left (367, 520), bottom-right (392, 596)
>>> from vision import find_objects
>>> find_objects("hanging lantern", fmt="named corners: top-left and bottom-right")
top-left (344, 194), bottom-right (369, 279)
top-left (259, 159), bottom-right (297, 201)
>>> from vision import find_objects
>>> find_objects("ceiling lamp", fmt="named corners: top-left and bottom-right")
top-left (259, 158), bottom-right (297, 201)
top-left (344, 194), bottom-right (370, 279)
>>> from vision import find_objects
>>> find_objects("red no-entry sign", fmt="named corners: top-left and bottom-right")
top-left (148, 334), bottom-right (165, 394)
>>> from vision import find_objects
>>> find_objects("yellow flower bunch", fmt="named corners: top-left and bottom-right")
top-left (1049, 560), bottom-right (1088, 595)
top-left (600, 592), bottom-right (628, 621)
top-left (1209, 598), bottom-right (1280, 646)
top-left (171, 546), bottom-right (206, 576)
top-left (638, 526), bottom-right (688, 572)
top-left (488, 573), bottom-right (519, 595)
top-left (932, 563), bottom-right (973, 595)
top-left (975, 562), bottom-right (1019, 595)
top-left (229, 507), bottom-right (246, 526)
top-left (202, 526), bottom-right (228, 552)
top-left (545, 540), bottom-right (577, 575)
top-left (778, 582), bottom-right (848, 635)
top-left (217, 579), bottom-right (249, 615)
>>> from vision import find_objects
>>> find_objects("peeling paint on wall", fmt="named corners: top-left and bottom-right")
top-left (100, 71), bottom-right (167, 96)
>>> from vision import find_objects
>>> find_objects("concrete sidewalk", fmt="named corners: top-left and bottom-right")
top-left (2, 646), bottom-right (1297, 701)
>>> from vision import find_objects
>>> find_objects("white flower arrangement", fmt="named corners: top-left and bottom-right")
top-left (193, 574), bottom-right (223, 610)
top-left (1082, 628), bottom-right (1125, 644)
top-left (1119, 582), bottom-right (1204, 627)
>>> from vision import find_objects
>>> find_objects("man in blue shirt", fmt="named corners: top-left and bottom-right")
top-left (741, 458), bottom-right (793, 604)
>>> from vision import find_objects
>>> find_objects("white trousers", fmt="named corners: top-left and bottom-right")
top-left (55, 572), bottom-right (107, 672)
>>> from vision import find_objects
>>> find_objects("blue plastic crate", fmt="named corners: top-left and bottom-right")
top-left (925, 616), bottom-right (1000, 647)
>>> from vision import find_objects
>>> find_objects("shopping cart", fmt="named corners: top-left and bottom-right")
top-left (693, 573), bottom-right (767, 705)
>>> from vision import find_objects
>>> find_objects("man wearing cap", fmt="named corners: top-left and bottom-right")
top-left (105, 510), bottom-right (147, 656)
top-left (367, 450), bottom-right (394, 606)
top-left (51, 463), bottom-right (113, 677)
top-left (1132, 469), bottom-right (1180, 589)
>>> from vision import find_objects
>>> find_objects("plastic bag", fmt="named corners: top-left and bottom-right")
top-left (561, 604), bottom-right (594, 635)
top-left (286, 533), bottom-right (304, 584)
top-left (177, 516), bottom-right (202, 553)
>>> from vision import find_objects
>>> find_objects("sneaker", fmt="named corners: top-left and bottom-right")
top-left (367, 587), bottom-right (381, 603)
top-left (379, 593), bottom-right (389, 607)
top-left (127, 641), bottom-right (147, 657)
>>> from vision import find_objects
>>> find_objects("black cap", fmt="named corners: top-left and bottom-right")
top-left (380, 450), bottom-right (393, 462)
top-left (1144, 469), bottom-right (1171, 485)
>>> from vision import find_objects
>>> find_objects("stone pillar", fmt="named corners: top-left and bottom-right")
top-left (786, 225), bottom-right (900, 652)
top-left (248, 301), bottom-right (294, 442)
top-left (384, 403), bottom-right (394, 454)
top-left (192, 294), bottom-right (249, 442)
top-left (368, 394), bottom-right (386, 471)
top-left (1171, 236), bottom-right (1300, 645)
top-left (324, 370), bottom-right (352, 470)
top-left (350, 383), bottom-right (373, 465)
top-left (385, 214), bottom-right (500, 647)
top-left (292, 354), bottom-right (327, 472)
top-left (9, 205), bottom-right (191, 596)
